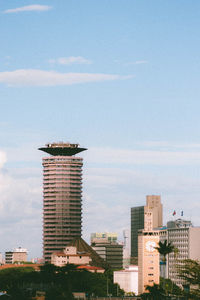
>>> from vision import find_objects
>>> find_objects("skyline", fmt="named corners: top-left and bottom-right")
top-left (1, 0), bottom-right (200, 258)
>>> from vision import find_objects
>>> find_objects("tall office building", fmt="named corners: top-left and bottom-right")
top-left (131, 195), bottom-right (162, 259)
top-left (146, 195), bottom-right (163, 229)
top-left (166, 219), bottom-right (200, 286)
top-left (131, 206), bottom-right (144, 258)
top-left (39, 142), bottom-right (87, 263)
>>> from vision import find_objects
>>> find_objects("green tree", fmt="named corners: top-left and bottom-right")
top-left (155, 240), bottom-right (175, 279)
top-left (155, 240), bottom-right (175, 263)
top-left (0, 264), bottom-right (124, 299)
top-left (141, 284), bottom-right (164, 300)
top-left (160, 277), bottom-right (182, 296)
top-left (0, 267), bottom-right (34, 290)
top-left (45, 286), bottom-right (74, 300)
top-left (177, 259), bottom-right (200, 298)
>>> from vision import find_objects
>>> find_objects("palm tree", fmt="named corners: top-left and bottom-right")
top-left (155, 240), bottom-right (174, 279)
top-left (155, 240), bottom-right (174, 262)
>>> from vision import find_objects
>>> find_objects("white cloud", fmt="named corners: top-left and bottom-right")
top-left (82, 193), bottom-right (129, 243)
top-left (3, 5), bottom-right (52, 14)
top-left (0, 69), bottom-right (130, 87)
top-left (0, 151), bottom-right (6, 168)
top-left (0, 165), bottom-right (42, 257)
top-left (84, 146), bottom-right (200, 166)
top-left (49, 56), bottom-right (92, 65)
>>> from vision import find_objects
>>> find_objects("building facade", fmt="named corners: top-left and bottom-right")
top-left (131, 206), bottom-right (144, 258)
top-left (92, 243), bottom-right (123, 270)
top-left (114, 265), bottom-right (138, 295)
top-left (39, 142), bottom-right (87, 263)
top-left (90, 232), bottom-right (118, 245)
top-left (146, 195), bottom-right (163, 229)
top-left (131, 195), bottom-right (163, 259)
top-left (5, 247), bottom-right (27, 264)
top-left (51, 246), bottom-right (92, 267)
top-left (166, 219), bottom-right (200, 286)
top-left (138, 230), bottom-right (160, 294)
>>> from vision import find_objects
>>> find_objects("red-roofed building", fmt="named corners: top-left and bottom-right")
top-left (51, 246), bottom-right (92, 267)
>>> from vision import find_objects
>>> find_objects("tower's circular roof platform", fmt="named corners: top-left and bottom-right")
top-left (39, 142), bottom-right (87, 156)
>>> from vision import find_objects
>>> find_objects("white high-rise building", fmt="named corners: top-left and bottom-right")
top-left (166, 219), bottom-right (200, 286)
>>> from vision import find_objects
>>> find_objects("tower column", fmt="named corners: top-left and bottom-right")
top-left (39, 142), bottom-right (87, 263)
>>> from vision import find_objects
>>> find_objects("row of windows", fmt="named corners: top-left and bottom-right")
top-left (44, 197), bottom-right (81, 200)
top-left (44, 170), bottom-right (82, 174)
top-left (44, 188), bottom-right (81, 191)
top-left (44, 183), bottom-right (81, 186)
top-left (43, 167), bottom-right (82, 171)
top-left (44, 178), bottom-right (81, 182)
top-left (44, 160), bottom-right (82, 163)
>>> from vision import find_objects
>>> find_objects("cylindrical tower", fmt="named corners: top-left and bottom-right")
top-left (39, 142), bottom-right (87, 263)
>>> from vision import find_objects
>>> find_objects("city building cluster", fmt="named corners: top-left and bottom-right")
top-left (1, 141), bottom-right (200, 297)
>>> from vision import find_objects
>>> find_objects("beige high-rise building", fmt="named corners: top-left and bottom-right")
top-left (138, 230), bottom-right (160, 294)
top-left (131, 195), bottom-right (163, 258)
top-left (137, 196), bottom-right (162, 294)
top-left (145, 195), bottom-right (163, 230)
top-left (39, 142), bottom-right (87, 263)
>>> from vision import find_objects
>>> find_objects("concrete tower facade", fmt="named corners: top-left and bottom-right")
top-left (146, 195), bottom-right (163, 229)
top-left (131, 195), bottom-right (162, 259)
top-left (138, 230), bottom-right (160, 294)
top-left (39, 142), bottom-right (87, 263)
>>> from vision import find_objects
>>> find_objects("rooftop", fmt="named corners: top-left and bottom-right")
top-left (69, 237), bottom-right (109, 269)
top-left (39, 142), bottom-right (87, 156)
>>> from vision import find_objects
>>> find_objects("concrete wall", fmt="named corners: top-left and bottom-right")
top-left (189, 227), bottom-right (200, 260)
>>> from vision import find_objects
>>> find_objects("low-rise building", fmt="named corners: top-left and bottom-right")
top-left (51, 237), bottom-right (107, 271)
top-left (91, 232), bottom-right (118, 245)
top-left (92, 243), bottom-right (123, 270)
top-left (5, 247), bottom-right (27, 264)
top-left (51, 246), bottom-right (92, 267)
top-left (91, 232), bottom-right (123, 270)
top-left (114, 265), bottom-right (138, 295)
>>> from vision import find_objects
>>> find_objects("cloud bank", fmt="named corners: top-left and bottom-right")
top-left (0, 69), bottom-right (130, 87)
top-left (0, 151), bottom-right (6, 168)
top-left (3, 5), bottom-right (52, 14)
top-left (85, 147), bottom-right (200, 166)
top-left (49, 56), bottom-right (92, 65)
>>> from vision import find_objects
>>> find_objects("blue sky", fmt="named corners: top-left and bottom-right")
top-left (0, 0), bottom-right (200, 259)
